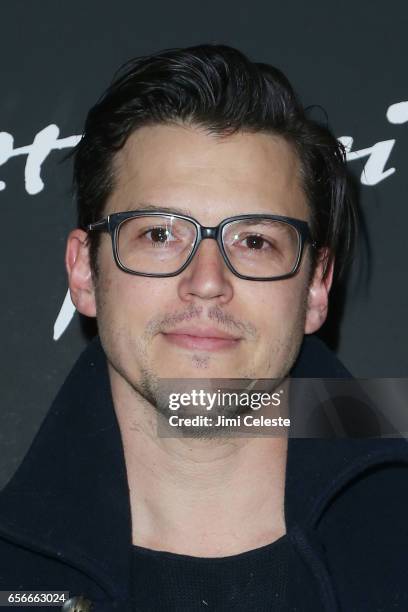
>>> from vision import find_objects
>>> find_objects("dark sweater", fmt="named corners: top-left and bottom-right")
top-left (131, 536), bottom-right (290, 611)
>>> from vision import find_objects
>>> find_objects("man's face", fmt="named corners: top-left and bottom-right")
top-left (68, 124), bottom-right (330, 405)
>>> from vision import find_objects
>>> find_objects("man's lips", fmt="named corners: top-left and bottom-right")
top-left (161, 327), bottom-right (241, 351)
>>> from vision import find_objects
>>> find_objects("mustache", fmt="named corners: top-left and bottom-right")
top-left (145, 304), bottom-right (257, 338)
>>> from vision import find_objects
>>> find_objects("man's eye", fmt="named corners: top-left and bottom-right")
top-left (235, 234), bottom-right (275, 251)
top-left (144, 227), bottom-right (174, 243)
top-left (243, 235), bottom-right (270, 250)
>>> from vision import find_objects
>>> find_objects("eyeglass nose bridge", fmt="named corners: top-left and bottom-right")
top-left (195, 225), bottom-right (225, 260)
top-left (190, 224), bottom-right (238, 280)
top-left (200, 226), bottom-right (219, 240)
top-left (189, 224), bottom-right (229, 273)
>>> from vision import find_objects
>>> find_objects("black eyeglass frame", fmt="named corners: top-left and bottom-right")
top-left (87, 210), bottom-right (316, 281)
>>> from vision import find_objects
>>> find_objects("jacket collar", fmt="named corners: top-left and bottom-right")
top-left (0, 336), bottom-right (131, 599)
top-left (1, 335), bottom-right (408, 598)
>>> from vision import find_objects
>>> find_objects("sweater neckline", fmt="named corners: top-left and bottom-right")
top-left (131, 532), bottom-right (289, 563)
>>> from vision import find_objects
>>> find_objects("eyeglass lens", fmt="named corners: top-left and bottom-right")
top-left (116, 215), bottom-right (300, 277)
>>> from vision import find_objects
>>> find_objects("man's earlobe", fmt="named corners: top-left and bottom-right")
top-left (304, 250), bottom-right (334, 335)
top-left (65, 229), bottom-right (97, 318)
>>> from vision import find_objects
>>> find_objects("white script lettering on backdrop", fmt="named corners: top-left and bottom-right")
top-left (0, 101), bottom-right (407, 339)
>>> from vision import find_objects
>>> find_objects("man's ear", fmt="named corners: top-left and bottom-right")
top-left (65, 229), bottom-right (97, 318)
top-left (304, 249), bottom-right (334, 335)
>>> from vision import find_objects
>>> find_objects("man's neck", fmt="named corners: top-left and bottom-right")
top-left (110, 368), bottom-right (288, 558)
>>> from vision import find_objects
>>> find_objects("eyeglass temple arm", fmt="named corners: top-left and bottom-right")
top-left (87, 218), bottom-right (109, 232)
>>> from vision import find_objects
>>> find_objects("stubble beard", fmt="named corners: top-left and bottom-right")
top-left (96, 283), bottom-right (308, 439)
top-left (122, 322), bottom-right (305, 440)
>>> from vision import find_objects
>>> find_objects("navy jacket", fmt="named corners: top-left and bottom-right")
top-left (1, 336), bottom-right (408, 611)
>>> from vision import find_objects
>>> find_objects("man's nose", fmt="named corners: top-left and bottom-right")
top-left (177, 238), bottom-right (234, 303)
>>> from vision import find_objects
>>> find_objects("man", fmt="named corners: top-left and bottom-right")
top-left (1, 44), bottom-right (407, 612)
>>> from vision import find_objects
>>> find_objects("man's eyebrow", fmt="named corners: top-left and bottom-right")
top-left (128, 202), bottom-right (194, 216)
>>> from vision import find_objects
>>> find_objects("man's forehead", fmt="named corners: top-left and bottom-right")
top-left (107, 124), bottom-right (309, 220)
top-left (115, 124), bottom-right (301, 173)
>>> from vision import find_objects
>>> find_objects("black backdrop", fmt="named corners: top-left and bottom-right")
top-left (1, 0), bottom-right (407, 488)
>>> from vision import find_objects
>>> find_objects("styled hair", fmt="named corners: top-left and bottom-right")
top-left (72, 44), bottom-right (356, 280)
